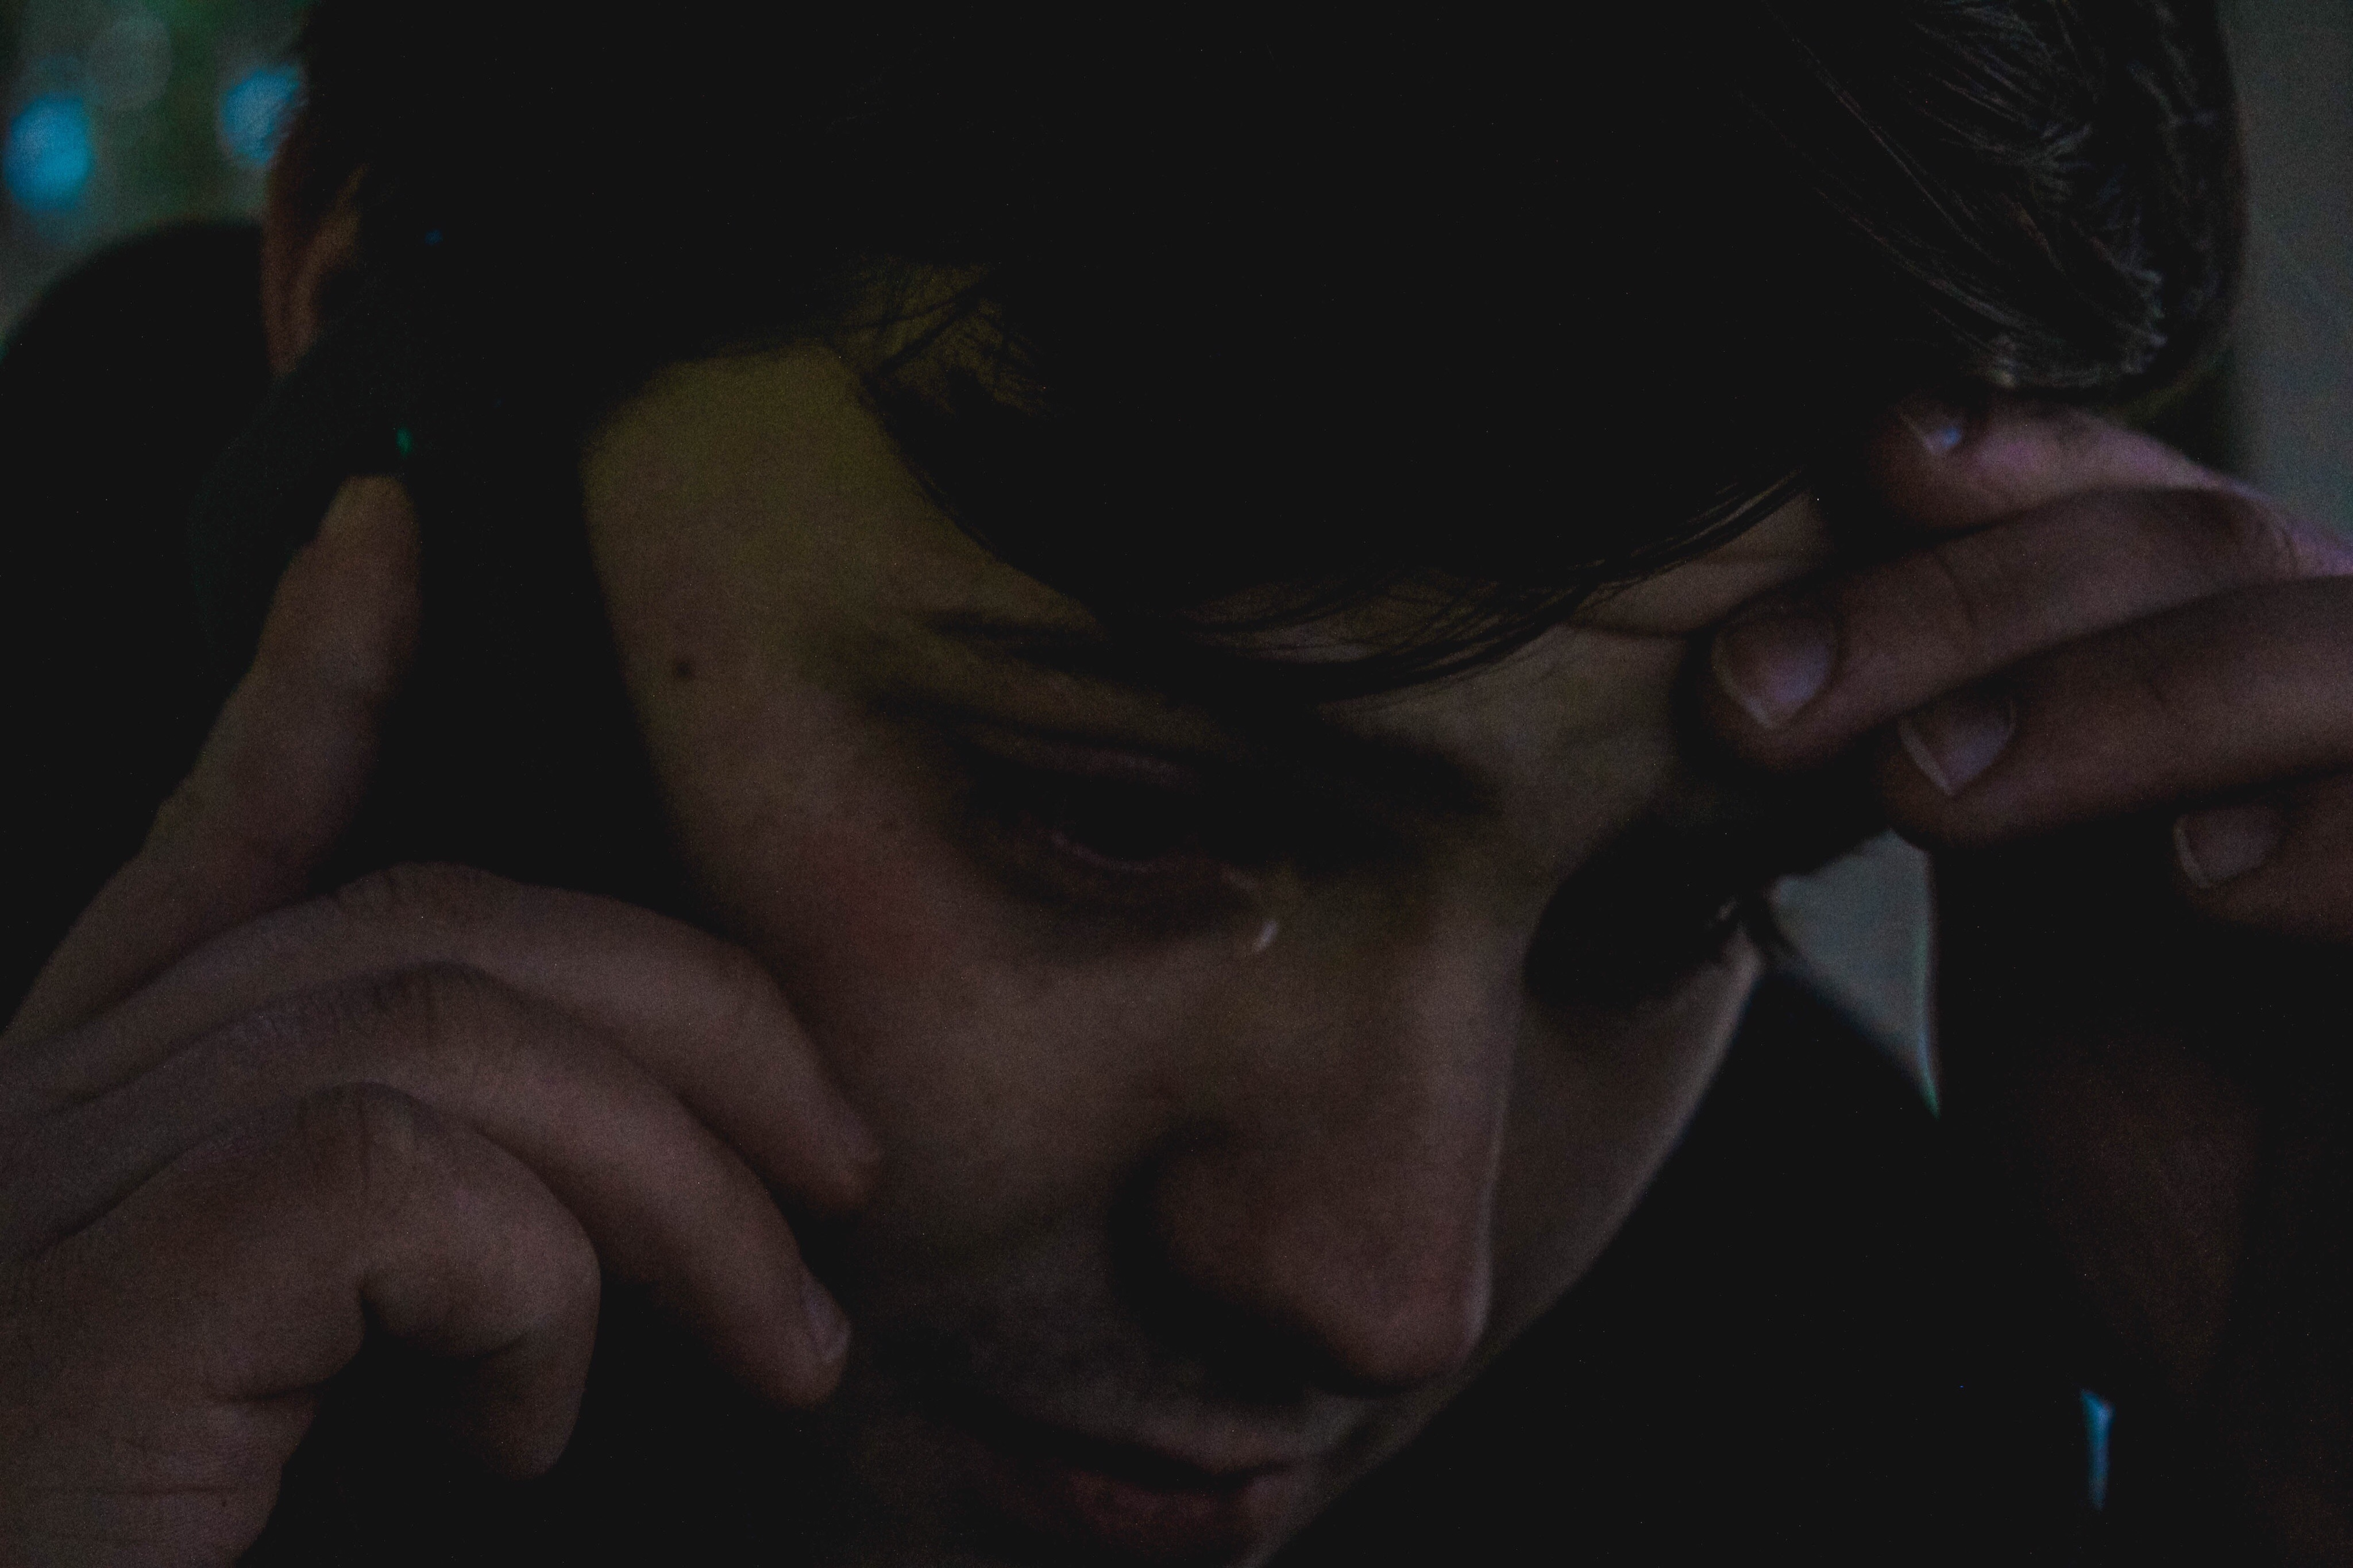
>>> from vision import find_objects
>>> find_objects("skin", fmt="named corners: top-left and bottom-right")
top-left (0, 355), bottom-right (1832, 1566)
top-left (578, 348), bottom-right (1827, 1560)
top-left (1708, 405), bottom-right (2353, 1558)
top-left (6, 189), bottom-right (2353, 1567)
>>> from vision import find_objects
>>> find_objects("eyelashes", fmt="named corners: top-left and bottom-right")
top-left (1523, 894), bottom-right (1753, 1007)
top-left (949, 728), bottom-right (1766, 998)
top-left (1523, 858), bottom-right (1768, 1007)
top-left (954, 737), bottom-right (1280, 920)
top-left (996, 770), bottom-right (1221, 872)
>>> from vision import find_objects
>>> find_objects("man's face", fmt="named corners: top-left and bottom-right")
top-left (581, 349), bottom-right (1835, 1565)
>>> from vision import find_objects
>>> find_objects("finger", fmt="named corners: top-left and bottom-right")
top-left (1861, 577), bottom-right (2353, 847)
top-left (2171, 774), bottom-right (2353, 941)
top-left (5, 863), bottom-right (877, 1211)
top-left (14, 964), bottom-right (850, 1407)
top-left (3, 478), bottom-right (420, 1049)
top-left (1704, 484), bottom-right (2353, 767)
top-left (1864, 393), bottom-right (2238, 535)
top-left (6, 1087), bottom-right (596, 1562)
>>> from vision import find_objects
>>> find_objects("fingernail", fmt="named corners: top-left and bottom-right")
top-left (1712, 609), bottom-right (1837, 729)
top-left (1897, 688), bottom-right (2015, 795)
top-left (803, 1274), bottom-right (852, 1364)
top-left (1895, 392), bottom-right (1969, 456)
top-left (2174, 803), bottom-right (2283, 889)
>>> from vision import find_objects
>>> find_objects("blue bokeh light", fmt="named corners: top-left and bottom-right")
top-left (2081, 1388), bottom-right (2114, 1511)
top-left (217, 64), bottom-right (299, 171)
top-left (4, 94), bottom-right (96, 214)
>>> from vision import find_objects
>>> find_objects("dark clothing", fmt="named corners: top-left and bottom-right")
top-left (2, 228), bottom-right (2093, 1564)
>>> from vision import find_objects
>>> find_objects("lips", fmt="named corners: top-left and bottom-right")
top-left (934, 1388), bottom-right (1313, 1564)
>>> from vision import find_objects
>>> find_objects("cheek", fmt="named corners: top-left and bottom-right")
top-left (1483, 942), bottom-right (1762, 1342)
top-left (646, 682), bottom-right (1232, 1275)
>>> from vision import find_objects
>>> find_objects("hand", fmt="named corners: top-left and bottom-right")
top-left (0, 478), bottom-right (878, 1567)
top-left (1702, 400), bottom-right (2353, 1561)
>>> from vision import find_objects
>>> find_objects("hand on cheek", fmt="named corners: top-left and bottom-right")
top-left (1703, 396), bottom-right (2353, 940)
top-left (0, 479), bottom-right (876, 1566)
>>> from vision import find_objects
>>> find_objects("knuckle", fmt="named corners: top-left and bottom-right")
top-left (327, 861), bottom-right (515, 937)
top-left (286, 1082), bottom-right (451, 1212)
top-left (1892, 536), bottom-right (2016, 656)
top-left (2160, 488), bottom-right (2312, 584)
top-left (168, 963), bottom-right (533, 1110)
top-left (219, 963), bottom-right (539, 1100)
top-left (350, 962), bottom-right (523, 1063)
top-left (2118, 627), bottom-right (2205, 739)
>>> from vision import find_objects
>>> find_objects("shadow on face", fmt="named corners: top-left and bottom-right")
top-left (581, 347), bottom-right (1841, 1565)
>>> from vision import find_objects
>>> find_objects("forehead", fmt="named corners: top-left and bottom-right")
top-left (583, 347), bottom-right (1836, 840)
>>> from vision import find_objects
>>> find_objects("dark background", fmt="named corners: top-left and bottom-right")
top-left (0, 0), bottom-right (303, 331)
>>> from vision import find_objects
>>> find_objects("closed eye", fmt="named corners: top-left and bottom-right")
top-left (951, 729), bottom-right (1296, 924)
top-left (1524, 824), bottom-right (1781, 1006)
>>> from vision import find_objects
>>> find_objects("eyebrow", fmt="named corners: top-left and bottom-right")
top-left (922, 610), bottom-right (1883, 886)
top-left (922, 611), bottom-right (1500, 820)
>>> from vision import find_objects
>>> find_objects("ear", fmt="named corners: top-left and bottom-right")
top-left (259, 110), bottom-right (364, 376)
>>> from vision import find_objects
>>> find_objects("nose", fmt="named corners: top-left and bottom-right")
top-left (1139, 912), bottom-right (1518, 1395)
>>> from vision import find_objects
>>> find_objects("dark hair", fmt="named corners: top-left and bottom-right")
top-left (279, 1), bottom-right (2240, 693)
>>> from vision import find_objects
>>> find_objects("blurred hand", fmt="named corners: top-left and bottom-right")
top-left (0, 478), bottom-right (877, 1567)
top-left (1703, 399), bottom-right (2353, 1562)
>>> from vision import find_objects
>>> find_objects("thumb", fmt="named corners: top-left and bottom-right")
top-left (3, 476), bottom-right (420, 1047)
